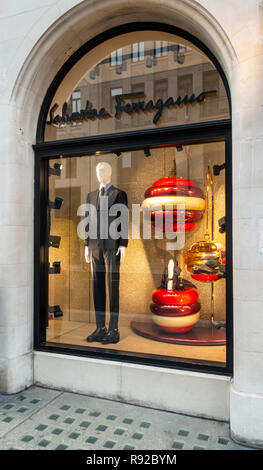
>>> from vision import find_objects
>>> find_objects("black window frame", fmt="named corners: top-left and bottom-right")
top-left (33, 22), bottom-right (233, 377)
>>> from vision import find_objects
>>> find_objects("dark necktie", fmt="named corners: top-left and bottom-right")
top-left (97, 186), bottom-right (105, 209)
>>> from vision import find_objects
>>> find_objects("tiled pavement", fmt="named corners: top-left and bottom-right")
top-left (0, 386), bottom-right (254, 450)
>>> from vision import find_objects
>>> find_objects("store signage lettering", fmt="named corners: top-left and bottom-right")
top-left (46, 90), bottom-right (217, 127)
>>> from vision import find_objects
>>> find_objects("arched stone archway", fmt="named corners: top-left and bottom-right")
top-left (3, 0), bottom-right (263, 449)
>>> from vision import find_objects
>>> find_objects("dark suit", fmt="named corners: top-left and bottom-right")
top-left (85, 185), bottom-right (128, 330)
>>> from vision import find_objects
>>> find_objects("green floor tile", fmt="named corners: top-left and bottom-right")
top-left (75, 408), bottom-right (86, 414)
top-left (132, 432), bottom-right (144, 440)
top-left (79, 421), bottom-right (91, 428)
top-left (96, 425), bottom-right (108, 432)
top-left (123, 418), bottom-right (133, 424)
top-left (193, 445), bottom-right (206, 450)
top-left (178, 430), bottom-right (189, 437)
top-left (35, 424), bottom-right (48, 431)
top-left (106, 415), bottom-right (117, 421)
top-left (17, 396), bottom-right (26, 401)
top-left (69, 432), bottom-right (80, 440)
top-left (17, 407), bottom-right (28, 413)
top-left (89, 411), bottom-right (101, 417)
top-left (114, 428), bottom-right (126, 436)
top-left (52, 428), bottom-right (64, 435)
top-left (140, 421), bottom-right (151, 429)
top-left (56, 444), bottom-right (68, 450)
top-left (21, 435), bottom-right (34, 443)
top-left (172, 441), bottom-right (184, 450)
top-left (60, 405), bottom-right (71, 411)
top-left (30, 399), bottom-right (40, 404)
top-left (218, 437), bottom-right (229, 445)
top-left (197, 433), bottom-right (209, 441)
top-left (38, 439), bottom-right (51, 448)
top-left (64, 417), bottom-right (75, 424)
top-left (86, 436), bottom-right (98, 444)
top-left (48, 414), bottom-right (60, 421)
top-left (103, 440), bottom-right (116, 449)
top-left (3, 404), bottom-right (14, 410)
top-left (2, 416), bottom-right (14, 423)
top-left (123, 444), bottom-right (136, 450)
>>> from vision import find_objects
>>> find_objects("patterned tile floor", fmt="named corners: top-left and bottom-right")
top-left (0, 386), bottom-right (254, 450)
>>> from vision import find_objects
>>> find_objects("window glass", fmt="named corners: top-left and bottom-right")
top-left (44, 31), bottom-right (230, 141)
top-left (47, 141), bottom-right (227, 367)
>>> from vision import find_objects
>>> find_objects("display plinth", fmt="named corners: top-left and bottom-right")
top-left (131, 321), bottom-right (226, 346)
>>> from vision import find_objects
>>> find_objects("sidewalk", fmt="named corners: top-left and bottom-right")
top-left (0, 385), bottom-right (253, 451)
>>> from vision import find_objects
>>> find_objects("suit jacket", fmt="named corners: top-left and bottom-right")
top-left (84, 185), bottom-right (129, 249)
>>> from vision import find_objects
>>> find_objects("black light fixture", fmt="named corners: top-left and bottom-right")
top-left (144, 148), bottom-right (151, 157)
top-left (218, 216), bottom-right (226, 234)
top-left (115, 151), bottom-right (122, 157)
top-left (48, 197), bottom-right (64, 210)
top-left (49, 235), bottom-right (61, 248)
top-left (213, 162), bottom-right (226, 176)
top-left (48, 305), bottom-right (63, 318)
top-left (89, 69), bottom-right (96, 80)
top-left (48, 162), bottom-right (63, 176)
top-left (48, 261), bottom-right (61, 274)
top-left (176, 145), bottom-right (183, 152)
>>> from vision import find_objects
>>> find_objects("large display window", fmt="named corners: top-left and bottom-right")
top-left (34, 24), bottom-right (232, 373)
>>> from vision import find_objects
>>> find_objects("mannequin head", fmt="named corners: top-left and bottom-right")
top-left (96, 162), bottom-right (112, 185)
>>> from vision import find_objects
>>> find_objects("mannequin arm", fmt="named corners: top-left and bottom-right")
top-left (116, 246), bottom-right (126, 263)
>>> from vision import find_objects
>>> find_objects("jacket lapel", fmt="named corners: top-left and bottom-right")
top-left (106, 185), bottom-right (118, 209)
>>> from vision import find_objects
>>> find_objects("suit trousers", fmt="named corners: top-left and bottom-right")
top-left (91, 244), bottom-right (120, 330)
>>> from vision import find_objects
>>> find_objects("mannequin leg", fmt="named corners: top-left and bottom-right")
top-left (104, 248), bottom-right (120, 331)
top-left (91, 246), bottom-right (106, 328)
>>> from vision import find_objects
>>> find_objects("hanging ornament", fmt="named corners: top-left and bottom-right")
top-left (150, 259), bottom-right (201, 333)
top-left (185, 240), bottom-right (222, 281)
top-left (142, 176), bottom-right (205, 233)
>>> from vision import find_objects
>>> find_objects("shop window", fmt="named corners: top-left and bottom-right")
top-left (37, 27), bottom-right (232, 373)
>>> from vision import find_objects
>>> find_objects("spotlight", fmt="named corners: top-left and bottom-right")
top-left (48, 163), bottom-right (63, 176)
top-left (115, 151), bottom-right (122, 157)
top-left (176, 145), bottom-right (183, 152)
top-left (49, 235), bottom-right (61, 248)
top-left (48, 305), bottom-right (63, 318)
top-left (144, 148), bottom-right (151, 157)
top-left (48, 261), bottom-right (61, 274)
top-left (213, 163), bottom-right (226, 176)
top-left (218, 216), bottom-right (226, 234)
top-left (48, 197), bottom-right (64, 210)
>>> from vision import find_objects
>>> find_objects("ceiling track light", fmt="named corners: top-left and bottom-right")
top-left (115, 151), bottom-right (122, 157)
top-left (49, 235), bottom-right (61, 249)
top-left (144, 148), bottom-right (151, 157)
top-left (213, 162), bottom-right (226, 176)
top-left (48, 163), bottom-right (63, 176)
top-left (48, 305), bottom-right (63, 318)
top-left (48, 261), bottom-right (61, 274)
top-left (48, 197), bottom-right (64, 210)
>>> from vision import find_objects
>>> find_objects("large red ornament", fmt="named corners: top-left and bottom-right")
top-left (151, 285), bottom-right (200, 333)
top-left (142, 177), bottom-right (205, 233)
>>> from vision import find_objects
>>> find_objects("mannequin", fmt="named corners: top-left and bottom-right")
top-left (85, 161), bottom-right (128, 344)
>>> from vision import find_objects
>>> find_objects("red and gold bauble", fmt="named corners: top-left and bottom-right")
top-left (151, 284), bottom-right (200, 333)
top-left (185, 241), bottom-right (222, 282)
top-left (142, 177), bottom-right (205, 233)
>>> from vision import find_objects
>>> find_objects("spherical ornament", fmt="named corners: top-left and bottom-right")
top-left (150, 283), bottom-right (201, 334)
top-left (152, 312), bottom-right (200, 333)
top-left (142, 177), bottom-right (205, 233)
top-left (185, 241), bottom-right (221, 282)
top-left (152, 286), bottom-right (199, 306)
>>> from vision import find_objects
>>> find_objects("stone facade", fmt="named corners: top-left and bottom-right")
top-left (0, 0), bottom-right (263, 448)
